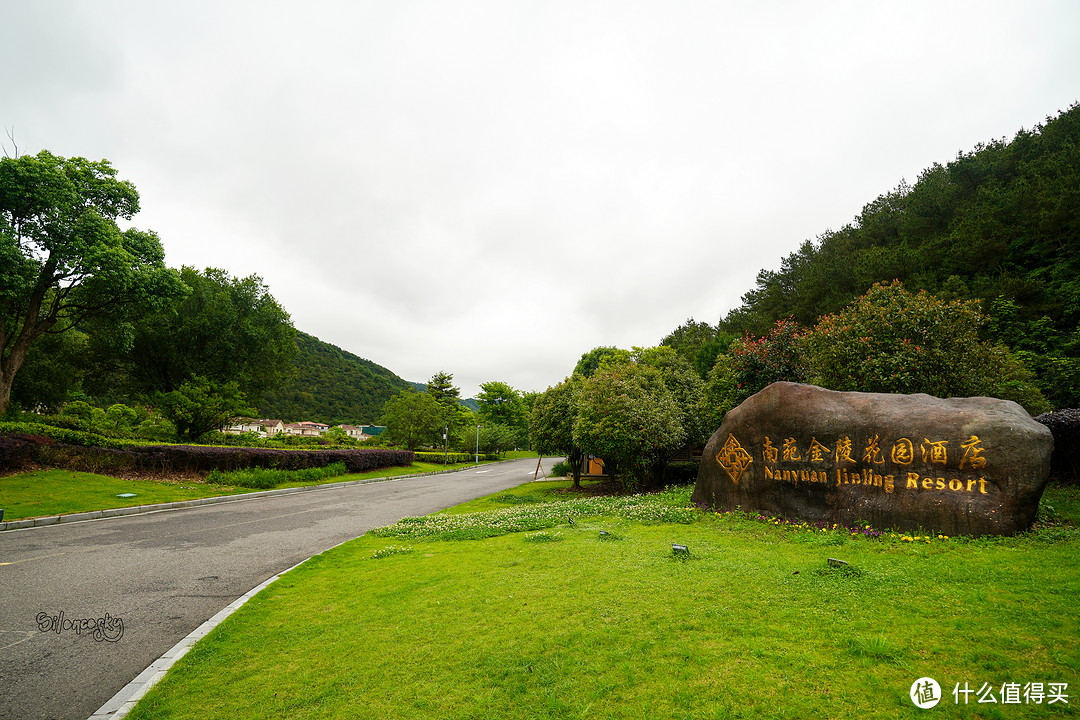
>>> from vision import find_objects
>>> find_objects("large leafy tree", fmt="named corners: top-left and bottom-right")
top-left (156, 375), bottom-right (255, 442)
top-left (380, 389), bottom-right (443, 450)
top-left (8, 326), bottom-right (87, 413)
top-left (530, 377), bottom-right (585, 487)
top-left (476, 380), bottom-right (527, 446)
top-left (573, 346), bottom-right (628, 378)
top-left (0, 150), bottom-right (184, 416)
top-left (426, 370), bottom-right (474, 449)
top-left (574, 363), bottom-right (685, 489)
top-left (105, 266), bottom-right (296, 402)
top-left (632, 345), bottom-right (709, 448)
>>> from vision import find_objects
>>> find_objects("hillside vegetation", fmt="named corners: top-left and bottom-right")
top-left (257, 332), bottom-right (411, 425)
top-left (674, 104), bottom-right (1080, 409)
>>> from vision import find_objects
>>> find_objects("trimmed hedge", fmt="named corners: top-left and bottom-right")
top-left (0, 429), bottom-right (415, 476)
top-left (0, 421), bottom-right (130, 449)
top-left (114, 445), bottom-right (414, 474)
top-left (414, 451), bottom-right (499, 465)
top-left (0, 433), bottom-right (51, 472)
top-left (206, 462), bottom-right (350, 489)
top-left (1034, 409), bottom-right (1079, 484)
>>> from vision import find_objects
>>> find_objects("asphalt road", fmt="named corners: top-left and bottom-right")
top-left (0, 458), bottom-right (557, 720)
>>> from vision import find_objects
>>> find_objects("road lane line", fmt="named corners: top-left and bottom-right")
top-left (0, 552), bottom-right (68, 566)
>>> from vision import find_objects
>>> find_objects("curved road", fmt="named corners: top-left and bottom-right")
top-left (0, 458), bottom-right (557, 720)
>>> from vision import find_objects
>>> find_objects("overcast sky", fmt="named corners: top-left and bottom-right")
top-left (4, 1), bottom-right (1078, 401)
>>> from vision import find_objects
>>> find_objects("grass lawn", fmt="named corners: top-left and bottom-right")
top-left (126, 481), bottom-right (1080, 720)
top-left (0, 469), bottom-right (255, 520)
top-left (0, 460), bottom-right (497, 522)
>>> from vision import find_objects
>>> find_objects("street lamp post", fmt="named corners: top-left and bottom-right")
top-left (475, 425), bottom-right (481, 465)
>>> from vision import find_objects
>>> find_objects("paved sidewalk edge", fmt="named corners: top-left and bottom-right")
top-left (84, 456), bottom-right (551, 719)
top-left (0, 466), bottom-right (479, 531)
top-left (87, 539), bottom-right (347, 719)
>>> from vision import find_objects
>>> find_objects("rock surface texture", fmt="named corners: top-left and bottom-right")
top-left (692, 382), bottom-right (1054, 536)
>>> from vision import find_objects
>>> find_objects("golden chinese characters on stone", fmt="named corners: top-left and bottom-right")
top-left (692, 382), bottom-right (1054, 536)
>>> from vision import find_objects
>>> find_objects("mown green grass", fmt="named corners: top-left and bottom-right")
top-left (127, 483), bottom-right (1080, 720)
top-left (0, 469), bottom-right (253, 520)
top-left (439, 477), bottom-right (607, 515)
top-left (0, 460), bottom-right (493, 521)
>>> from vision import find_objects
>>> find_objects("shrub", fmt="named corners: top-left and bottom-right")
top-left (1034, 409), bottom-right (1080, 485)
top-left (206, 462), bottom-right (349, 489)
top-left (0, 429), bottom-right (415, 477)
top-left (800, 281), bottom-right (1051, 413)
top-left (0, 433), bottom-right (50, 471)
top-left (550, 461), bottom-right (570, 477)
top-left (414, 451), bottom-right (496, 465)
top-left (0, 422), bottom-right (128, 449)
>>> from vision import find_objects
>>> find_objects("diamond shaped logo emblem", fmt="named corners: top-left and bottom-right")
top-left (716, 433), bottom-right (753, 484)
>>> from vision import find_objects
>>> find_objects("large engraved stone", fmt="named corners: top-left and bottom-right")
top-left (692, 382), bottom-right (1054, 536)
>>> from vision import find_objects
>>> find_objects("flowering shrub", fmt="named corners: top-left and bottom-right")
top-left (705, 319), bottom-right (806, 424)
top-left (799, 281), bottom-right (1050, 413)
top-left (729, 318), bottom-right (806, 400)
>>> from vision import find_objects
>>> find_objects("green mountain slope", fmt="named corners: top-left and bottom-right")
top-left (257, 332), bottom-right (411, 424)
top-left (711, 103), bottom-right (1080, 407)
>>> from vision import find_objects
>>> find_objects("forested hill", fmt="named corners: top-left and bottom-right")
top-left (257, 332), bottom-right (411, 425)
top-left (716, 103), bottom-right (1080, 406)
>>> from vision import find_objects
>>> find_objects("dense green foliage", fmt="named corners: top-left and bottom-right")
top-left (0, 150), bottom-right (186, 415)
top-left (476, 380), bottom-right (528, 446)
top-left (529, 377), bottom-right (584, 486)
top-left (702, 284), bottom-right (1052, 419)
top-left (660, 318), bottom-right (736, 380)
top-left (156, 375), bottom-right (256, 442)
top-left (674, 105), bottom-right (1080, 409)
top-left (533, 349), bottom-right (707, 487)
top-left (379, 389), bottom-right (444, 451)
top-left (800, 281), bottom-right (1049, 412)
top-left (258, 331), bottom-right (411, 425)
top-left (573, 362), bottom-right (686, 488)
top-left (476, 423), bottom-right (518, 456)
top-left (92, 266), bottom-right (297, 402)
top-left (205, 462), bottom-right (349, 489)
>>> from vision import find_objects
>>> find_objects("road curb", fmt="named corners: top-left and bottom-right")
top-left (87, 544), bottom-right (339, 719)
top-left (84, 456), bottom-right (549, 719)
top-left (0, 466), bottom-right (475, 532)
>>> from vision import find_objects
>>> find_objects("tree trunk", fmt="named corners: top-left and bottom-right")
top-left (0, 370), bottom-right (15, 417)
top-left (570, 448), bottom-right (583, 488)
top-left (0, 342), bottom-right (31, 417)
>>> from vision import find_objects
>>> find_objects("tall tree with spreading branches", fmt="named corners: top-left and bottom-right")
top-left (0, 150), bottom-right (184, 415)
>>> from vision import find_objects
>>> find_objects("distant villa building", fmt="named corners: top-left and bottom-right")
top-left (282, 421), bottom-right (330, 436)
top-left (225, 419), bottom-right (382, 439)
top-left (224, 418), bottom-right (285, 437)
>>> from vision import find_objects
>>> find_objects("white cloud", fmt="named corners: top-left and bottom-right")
top-left (4, 0), bottom-right (1078, 400)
